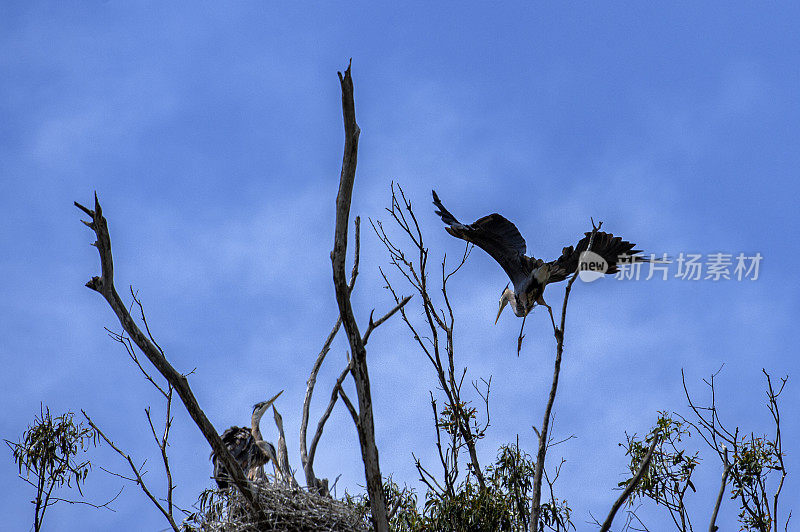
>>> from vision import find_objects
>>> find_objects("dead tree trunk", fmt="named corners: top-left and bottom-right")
top-left (330, 62), bottom-right (390, 532)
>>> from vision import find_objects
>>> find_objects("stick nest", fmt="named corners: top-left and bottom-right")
top-left (183, 483), bottom-right (370, 532)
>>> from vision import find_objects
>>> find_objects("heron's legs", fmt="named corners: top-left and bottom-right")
top-left (516, 313), bottom-right (527, 356)
top-left (517, 295), bottom-right (558, 355)
top-left (537, 295), bottom-right (558, 335)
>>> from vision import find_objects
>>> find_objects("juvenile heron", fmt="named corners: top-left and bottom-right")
top-left (432, 190), bottom-right (646, 327)
top-left (211, 390), bottom-right (283, 489)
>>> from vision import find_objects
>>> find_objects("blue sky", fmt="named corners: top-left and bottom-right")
top-left (2, 2), bottom-right (799, 530)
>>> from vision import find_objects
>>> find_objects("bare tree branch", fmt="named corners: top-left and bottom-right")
top-left (330, 61), bottom-right (389, 532)
top-left (531, 220), bottom-right (602, 531)
top-left (83, 411), bottom-right (180, 532)
top-left (373, 183), bottom-right (487, 491)
top-left (300, 217), bottom-right (360, 493)
top-left (337, 384), bottom-right (360, 428)
top-left (41, 487), bottom-right (123, 513)
top-left (75, 194), bottom-right (265, 520)
top-left (307, 360), bottom-right (355, 485)
top-left (682, 368), bottom-right (789, 532)
top-left (272, 406), bottom-right (299, 487)
top-left (764, 369), bottom-right (788, 532)
top-left (362, 296), bottom-right (413, 346)
top-left (300, 318), bottom-right (342, 489)
top-left (145, 392), bottom-right (174, 519)
top-left (105, 324), bottom-right (168, 398)
top-left (86, 317), bottom-right (188, 528)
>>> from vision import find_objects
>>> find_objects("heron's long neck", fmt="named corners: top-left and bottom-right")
top-left (505, 290), bottom-right (517, 307)
top-left (251, 410), bottom-right (266, 440)
top-left (505, 290), bottom-right (526, 317)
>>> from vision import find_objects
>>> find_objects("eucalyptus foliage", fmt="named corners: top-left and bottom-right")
top-left (5, 405), bottom-right (97, 531)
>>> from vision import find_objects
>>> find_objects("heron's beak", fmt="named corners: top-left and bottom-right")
top-left (264, 389), bottom-right (283, 409)
top-left (254, 390), bottom-right (284, 417)
top-left (495, 298), bottom-right (508, 325)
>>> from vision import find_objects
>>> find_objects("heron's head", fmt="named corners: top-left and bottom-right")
top-left (251, 390), bottom-right (284, 423)
top-left (495, 284), bottom-right (515, 324)
top-left (252, 401), bottom-right (268, 416)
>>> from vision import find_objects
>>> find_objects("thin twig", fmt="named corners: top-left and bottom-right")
top-left (44, 487), bottom-right (123, 511)
top-left (764, 369), bottom-right (787, 532)
top-left (336, 385), bottom-right (360, 428)
top-left (308, 360), bottom-right (353, 482)
top-left (362, 295), bottom-right (413, 346)
top-left (83, 411), bottom-right (180, 532)
top-left (374, 184), bottom-right (487, 491)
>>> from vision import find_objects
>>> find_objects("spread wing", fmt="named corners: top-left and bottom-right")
top-left (547, 231), bottom-right (645, 283)
top-left (433, 190), bottom-right (531, 287)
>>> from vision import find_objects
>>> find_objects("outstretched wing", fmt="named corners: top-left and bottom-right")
top-left (433, 190), bottom-right (530, 287)
top-left (547, 231), bottom-right (645, 283)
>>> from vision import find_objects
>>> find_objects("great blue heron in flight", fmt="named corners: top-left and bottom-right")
top-left (211, 390), bottom-right (283, 489)
top-left (432, 190), bottom-right (645, 329)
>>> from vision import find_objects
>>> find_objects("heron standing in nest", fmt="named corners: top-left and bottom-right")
top-left (212, 390), bottom-right (283, 489)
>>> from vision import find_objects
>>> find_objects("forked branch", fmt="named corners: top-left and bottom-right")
top-left (75, 195), bottom-right (265, 520)
top-left (300, 217), bottom-right (360, 494)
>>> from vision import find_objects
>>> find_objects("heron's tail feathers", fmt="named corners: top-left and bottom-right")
top-left (548, 231), bottom-right (650, 282)
top-left (582, 231), bottom-right (646, 274)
